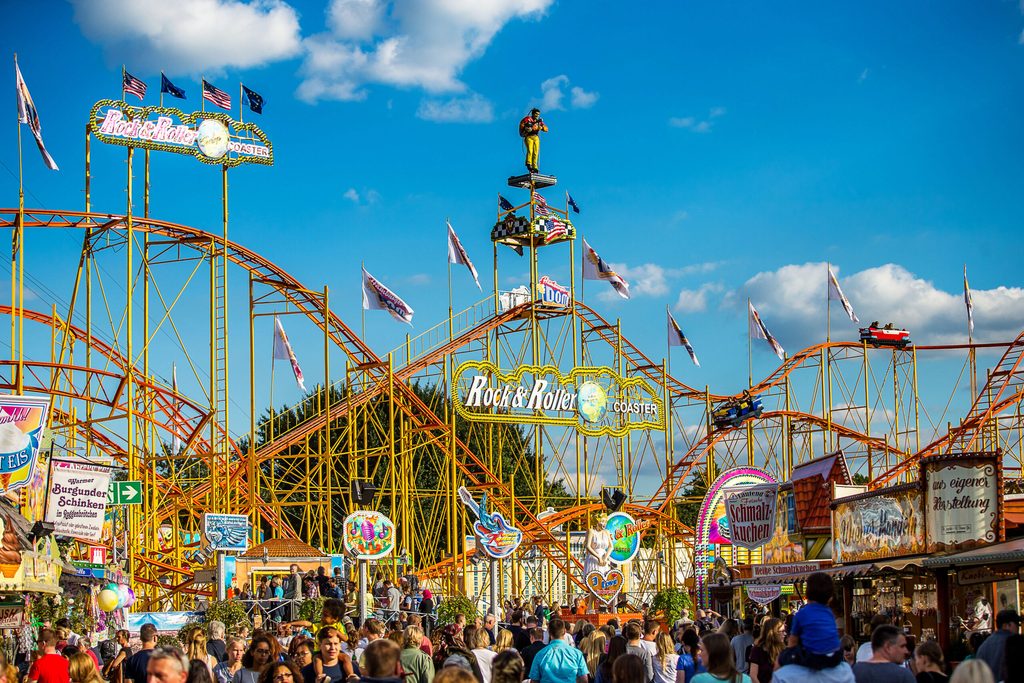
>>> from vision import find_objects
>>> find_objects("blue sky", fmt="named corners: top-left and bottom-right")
top-left (3, 0), bottom-right (1024, 431)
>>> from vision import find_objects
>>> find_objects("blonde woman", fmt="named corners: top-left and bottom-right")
top-left (581, 630), bottom-right (608, 678)
top-left (494, 629), bottom-right (515, 654)
top-left (187, 630), bottom-right (219, 672)
top-left (948, 660), bottom-right (994, 683)
top-left (68, 652), bottom-right (104, 683)
top-left (654, 632), bottom-right (679, 683)
top-left (747, 618), bottom-right (784, 683)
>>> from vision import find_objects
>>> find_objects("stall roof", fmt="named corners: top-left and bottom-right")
top-left (922, 537), bottom-right (1024, 568)
top-left (742, 556), bottom-right (928, 584)
top-left (240, 538), bottom-right (327, 559)
top-left (791, 451), bottom-right (851, 532)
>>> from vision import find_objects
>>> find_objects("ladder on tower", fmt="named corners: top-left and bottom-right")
top-left (211, 243), bottom-right (230, 512)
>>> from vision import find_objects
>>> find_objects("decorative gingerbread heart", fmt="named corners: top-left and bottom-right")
top-left (585, 569), bottom-right (624, 604)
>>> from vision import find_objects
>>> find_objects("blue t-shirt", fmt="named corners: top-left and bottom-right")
top-left (676, 652), bottom-right (707, 683)
top-left (791, 602), bottom-right (840, 655)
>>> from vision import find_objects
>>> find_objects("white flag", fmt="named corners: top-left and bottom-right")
top-left (667, 309), bottom-right (700, 367)
top-left (447, 221), bottom-right (481, 290)
top-left (273, 317), bottom-right (306, 392)
top-left (362, 267), bottom-right (415, 325)
top-left (748, 301), bottom-right (785, 361)
top-left (170, 364), bottom-right (182, 456)
top-left (964, 264), bottom-right (974, 336)
top-left (582, 238), bottom-right (630, 299)
top-left (15, 58), bottom-right (58, 171)
top-left (827, 267), bottom-right (859, 323)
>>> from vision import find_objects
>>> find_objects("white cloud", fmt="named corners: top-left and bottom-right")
top-left (728, 262), bottom-right (1024, 347)
top-left (570, 85), bottom-right (599, 109)
top-left (406, 273), bottom-right (431, 285)
top-left (675, 283), bottom-right (723, 314)
top-left (70, 0), bottom-right (302, 73)
top-left (343, 187), bottom-right (380, 204)
top-left (858, 68), bottom-right (870, 84)
top-left (534, 75), bottom-right (599, 111)
top-left (327, 0), bottom-right (384, 40)
top-left (668, 107), bottom-right (725, 133)
top-left (416, 93), bottom-right (494, 123)
top-left (299, 0), bottom-right (554, 103)
top-left (597, 261), bottom-right (724, 302)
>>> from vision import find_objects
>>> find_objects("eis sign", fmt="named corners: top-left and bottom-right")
top-left (89, 100), bottom-right (272, 168)
top-left (452, 361), bottom-right (664, 438)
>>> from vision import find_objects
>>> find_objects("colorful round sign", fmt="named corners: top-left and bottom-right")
top-left (342, 510), bottom-right (395, 560)
top-left (605, 511), bottom-right (651, 564)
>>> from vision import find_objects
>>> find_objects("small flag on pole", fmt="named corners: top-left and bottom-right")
top-left (532, 191), bottom-right (551, 215)
top-left (273, 317), bottom-right (306, 392)
top-left (170, 364), bottom-right (182, 456)
top-left (160, 73), bottom-right (186, 99)
top-left (242, 85), bottom-right (264, 114)
top-left (498, 195), bottom-right (515, 212)
top-left (362, 267), bottom-right (415, 324)
top-left (827, 267), bottom-right (859, 323)
top-left (506, 243), bottom-right (524, 256)
top-left (566, 191), bottom-right (580, 214)
top-left (964, 264), bottom-right (974, 336)
top-left (447, 221), bottom-right (482, 290)
top-left (582, 238), bottom-right (630, 299)
top-left (202, 79), bottom-right (231, 110)
top-left (748, 301), bottom-right (786, 361)
top-left (667, 310), bottom-right (700, 367)
top-left (122, 69), bottom-right (147, 100)
top-left (15, 58), bottom-right (58, 171)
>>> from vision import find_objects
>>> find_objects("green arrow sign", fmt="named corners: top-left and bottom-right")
top-left (109, 481), bottom-right (143, 505)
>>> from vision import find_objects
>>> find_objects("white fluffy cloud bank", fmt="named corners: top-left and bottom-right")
top-left (729, 262), bottom-right (1024, 347)
top-left (70, 0), bottom-right (303, 73)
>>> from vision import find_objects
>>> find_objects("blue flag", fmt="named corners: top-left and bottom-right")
top-left (567, 192), bottom-right (580, 214)
top-left (498, 195), bottom-right (514, 212)
top-left (242, 85), bottom-right (264, 114)
top-left (160, 73), bottom-right (186, 100)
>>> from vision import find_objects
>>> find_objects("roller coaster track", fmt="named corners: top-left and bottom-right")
top-left (1, 209), bottom-right (590, 587)
top-left (871, 329), bottom-right (1024, 487)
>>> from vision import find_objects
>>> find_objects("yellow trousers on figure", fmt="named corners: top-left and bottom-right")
top-left (525, 134), bottom-right (540, 171)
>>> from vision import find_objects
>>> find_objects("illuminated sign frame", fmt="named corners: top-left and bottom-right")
top-left (88, 100), bottom-right (273, 168)
top-left (452, 361), bottom-right (664, 438)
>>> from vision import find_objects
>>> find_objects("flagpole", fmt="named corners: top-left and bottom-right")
top-left (270, 317), bottom-right (276, 443)
top-left (747, 298), bottom-right (753, 389)
top-left (239, 83), bottom-right (243, 123)
top-left (966, 264), bottom-right (977, 400)
top-left (12, 54), bottom-right (24, 389)
top-left (159, 73), bottom-right (163, 108)
top-left (201, 76), bottom-right (205, 113)
top-left (361, 262), bottom-right (366, 342)
top-left (665, 305), bottom-right (672, 379)
top-left (826, 262), bottom-right (831, 344)
top-left (447, 219), bottom-right (453, 343)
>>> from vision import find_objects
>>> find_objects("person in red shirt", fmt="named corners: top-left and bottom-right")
top-left (28, 628), bottom-right (70, 683)
top-left (518, 108), bottom-right (548, 174)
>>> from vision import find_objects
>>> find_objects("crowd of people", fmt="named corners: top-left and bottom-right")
top-left (9, 574), bottom-right (1022, 683)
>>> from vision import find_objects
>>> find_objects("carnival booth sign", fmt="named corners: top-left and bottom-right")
top-left (0, 602), bottom-right (23, 629)
top-left (922, 453), bottom-right (1002, 553)
top-left (724, 483), bottom-right (778, 550)
top-left (453, 361), bottom-right (663, 438)
top-left (89, 101), bottom-right (273, 168)
top-left (745, 584), bottom-right (783, 605)
top-left (343, 511), bottom-right (395, 560)
top-left (45, 459), bottom-right (111, 541)
top-left (0, 394), bottom-right (51, 496)
top-left (605, 511), bottom-right (651, 564)
top-left (202, 514), bottom-right (250, 552)
top-left (832, 483), bottom-right (925, 563)
top-left (457, 486), bottom-right (523, 559)
top-left (539, 276), bottom-right (570, 307)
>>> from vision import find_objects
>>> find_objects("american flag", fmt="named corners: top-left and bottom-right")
top-left (544, 216), bottom-right (568, 243)
top-left (532, 191), bottom-right (552, 216)
top-left (202, 80), bottom-right (231, 110)
top-left (122, 69), bottom-right (147, 100)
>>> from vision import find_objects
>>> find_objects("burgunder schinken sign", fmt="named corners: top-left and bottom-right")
top-left (452, 361), bottom-right (664, 437)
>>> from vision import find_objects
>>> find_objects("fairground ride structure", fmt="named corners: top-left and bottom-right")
top-left (2, 154), bottom-right (1022, 611)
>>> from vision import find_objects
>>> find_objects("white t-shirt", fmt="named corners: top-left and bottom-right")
top-left (473, 648), bottom-right (497, 683)
top-left (855, 642), bottom-right (873, 663)
top-left (640, 640), bottom-right (658, 657)
top-left (653, 653), bottom-right (679, 683)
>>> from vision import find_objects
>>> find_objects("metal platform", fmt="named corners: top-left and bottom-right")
top-left (507, 172), bottom-right (558, 189)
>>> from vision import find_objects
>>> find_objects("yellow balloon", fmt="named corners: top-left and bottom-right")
top-left (97, 588), bottom-right (120, 612)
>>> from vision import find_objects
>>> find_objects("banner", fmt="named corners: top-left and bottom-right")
top-left (201, 514), bottom-right (250, 552)
top-left (745, 584), bottom-right (783, 605)
top-left (752, 561), bottom-right (827, 579)
top-left (923, 454), bottom-right (1000, 553)
top-left (45, 459), bottom-right (111, 541)
top-left (343, 511), bottom-right (395, 560)
top-left (724, 483), bottom-right (778, 550)
top-left (832, 485), bottom-right (925, 563)
top-left (605, 512), bottom-right (652, 564)
top-left (0, 395), bottom-right (51, 496)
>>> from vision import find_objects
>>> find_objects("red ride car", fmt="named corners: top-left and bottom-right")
top-left (859, 322), bottom-right (911, 348)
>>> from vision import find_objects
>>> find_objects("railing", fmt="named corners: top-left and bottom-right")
top-left (388, 294), bottom-right (504, 369)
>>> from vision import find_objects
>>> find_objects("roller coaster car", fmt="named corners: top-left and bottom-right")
top-left (859, 323), bottom-right (911, 348)
top-left (712, 394), bottom-right (763, 430)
